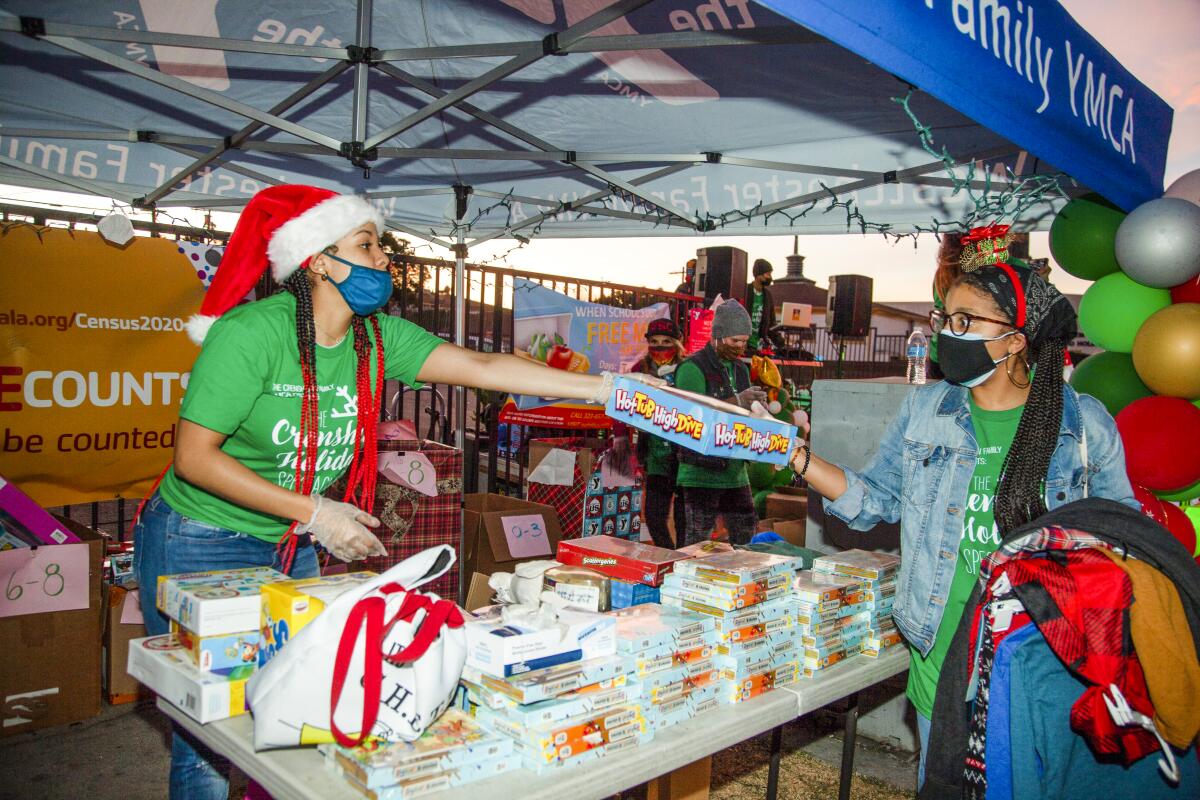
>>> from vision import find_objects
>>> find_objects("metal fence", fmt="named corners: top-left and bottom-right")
top-left (384, 255), bottom-right (706, 498)
top-left (12, 205), bottom-right (907, 536)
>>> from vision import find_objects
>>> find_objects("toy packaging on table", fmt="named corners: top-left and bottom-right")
top-left (555, 536), bottom-right (686, 586)
top-left (127, 634), bottom-right (250, 724)
top-left (320, 709), bottom-right (518, 796)
top-left (794, 549), bottom-right (904, 671)
top-left (604, 375), bottom-right (798, 467)
top-left (136, 545), bottom-right (907, 796)
top-left (658, 551), bottom-right (808, 704)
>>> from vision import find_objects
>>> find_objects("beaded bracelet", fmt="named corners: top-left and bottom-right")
top-left (794, 444), bottom-right (811, 478)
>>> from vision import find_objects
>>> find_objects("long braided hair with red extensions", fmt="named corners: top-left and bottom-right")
top-left (277, 257), bottom-right (386, 572)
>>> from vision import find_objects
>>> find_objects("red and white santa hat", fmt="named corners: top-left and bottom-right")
top-left (186, 184), bottom-right (385, 344)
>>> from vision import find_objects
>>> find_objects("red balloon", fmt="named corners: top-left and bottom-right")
top-left (1116, 397), bottom-right (1200, 491)
top-left (1162, 501), bottom-right (1198, 555)
top-left (1132, 483), bottom-right (1169, 526)
top-left (1172, 274), bottom-right (1200, 304)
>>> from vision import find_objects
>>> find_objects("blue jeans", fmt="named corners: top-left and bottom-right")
top-left (916, 712), bottom-right (931, 790)
top-left (134, 492), bottom-right (318, 800)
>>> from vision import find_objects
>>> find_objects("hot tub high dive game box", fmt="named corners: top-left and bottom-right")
top-left (605, 376), bottom-right (797, 467)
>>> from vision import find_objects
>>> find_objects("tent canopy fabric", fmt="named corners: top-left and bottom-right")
top-left (0, 1), bottom-right (1172, 248)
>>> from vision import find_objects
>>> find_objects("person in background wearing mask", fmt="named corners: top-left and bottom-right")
top-left (673, 301), bottom-right (767, 546)
top-left (632, 318), bottom-right (687, 548)
top-left (747, 258), bottom-right (778, 353)
top-left (787, 226), bottom-right (1135, 788)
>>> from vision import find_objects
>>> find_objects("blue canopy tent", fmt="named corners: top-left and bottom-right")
top-left (0, 0), bottom-right (1174, 440)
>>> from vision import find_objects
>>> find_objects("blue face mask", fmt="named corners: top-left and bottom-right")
top-left (324, 252), bottom-right (393, 316)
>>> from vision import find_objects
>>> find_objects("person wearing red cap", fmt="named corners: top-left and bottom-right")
top-left (132, 185), bottom-right (650, 799)
top-left (632, 318), bottom-right (687, 548)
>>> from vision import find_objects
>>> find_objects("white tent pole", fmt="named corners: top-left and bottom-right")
top-left (0, 17), bottom-right (347, 59)
top-left (38, 36), bottom-right (343, 152)
top-left (0, 153), bottom-right (137, 203)
top-left (352, 0), bottom-right (372, 144)
top-left (140, 61), bottom-right (351, 205)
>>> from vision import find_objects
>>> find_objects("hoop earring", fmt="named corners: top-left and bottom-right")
top-left (1007, 352), bottom-right (1030, 388)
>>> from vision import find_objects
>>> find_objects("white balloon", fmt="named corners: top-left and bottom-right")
top-left (1114, 197), bottom-right (1200, 288)
top-left (1165, 168), bottom-right (1200, 206)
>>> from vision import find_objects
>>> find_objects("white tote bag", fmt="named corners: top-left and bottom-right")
top-left (246, 545), bottom-right (466, 751)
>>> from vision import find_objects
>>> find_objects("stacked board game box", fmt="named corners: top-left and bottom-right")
top-left (812, 550), bottom-right (902, 658)
top-left (321, 709), bottom-right (519, 799)
top-left (612, 603), bottom-right (720, 730)
top-left (459, 652), bottom-right (650, 772)
top-left (790, 571), bottom-right (869, 676)
top-left (660, 552), bottom-right (806, 704)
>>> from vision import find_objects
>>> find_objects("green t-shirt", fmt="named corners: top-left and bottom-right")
top-left (159, 293), bottom-right (445, 542)
top-left (644, 434), bottom-right (675, 477)
top-left (672, 360), bottom-right (749, 489)
top-left (748, 289), bottom-right (764, 350)
top-left (906, 398), bottom-right (1023, 718)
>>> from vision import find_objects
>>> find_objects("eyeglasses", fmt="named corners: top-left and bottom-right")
top-left (928, 308), bottom-right (1013, 336)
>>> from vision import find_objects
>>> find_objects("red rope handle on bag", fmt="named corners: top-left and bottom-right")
top-left (377, 587), bottom-right (464, 666)
top-left (329, 585), bottom-right (463, 748)
top-left (330, 595), bottom-right (385, 748)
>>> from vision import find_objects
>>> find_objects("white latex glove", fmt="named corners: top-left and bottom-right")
top-left (591, 370), bottom-right (667, 404)
top-left (748, 400), bottom-right (776, 421)
top-left (735, 386), bottom-right (768, 409)
top-left (298, 495), bottom-right (386, 561)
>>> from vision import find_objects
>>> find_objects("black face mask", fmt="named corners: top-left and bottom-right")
top-left (758, 276), bottom-right (772, 287)
top-left (937, 330), bottom-right (1014, 388)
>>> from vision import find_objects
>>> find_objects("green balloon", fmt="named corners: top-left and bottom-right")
top-left (1070, 351), bottom-right (1153, 417)
top-left (1155, 478), bottom-right (1200, 503)
top-left (1078, 273), bottom-right (1171, 353)
top-left (1049, 194), bottom-right (1126, 280)
top-left (1187, 506), bottom-right (1200, 557)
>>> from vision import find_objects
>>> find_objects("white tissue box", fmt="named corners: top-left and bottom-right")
top-left (465, 605), bottom-right (616, 678)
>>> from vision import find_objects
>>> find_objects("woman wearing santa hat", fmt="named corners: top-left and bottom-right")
top-left (133, 185), bottom-right (654, 799)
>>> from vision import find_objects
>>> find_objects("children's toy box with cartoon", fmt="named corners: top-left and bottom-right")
top-left (604, 376), bottom-right (797, 467)
top-left (257, 572), bottom-right (376, 668)
top-left (173, 624), bottom-right (260, 677)
top-left (157, 566), bottom-right (288, 637)
top-left (127, 634), bottom-right (248, 723)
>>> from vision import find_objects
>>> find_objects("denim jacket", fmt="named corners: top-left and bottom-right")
top-left (823, 382), bottom-right (1137, 656)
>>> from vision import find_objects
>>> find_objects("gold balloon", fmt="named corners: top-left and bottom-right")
top-left (1133, 303), bottom-right (1200, 399)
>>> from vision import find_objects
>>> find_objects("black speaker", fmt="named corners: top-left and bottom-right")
top-left (695, 246), bottom-right (748, 304)
top-left (827, 274), bottom-right (873, 337)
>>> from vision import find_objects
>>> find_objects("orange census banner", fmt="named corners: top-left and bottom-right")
top-left (0, 227), bottom-right (206, 506)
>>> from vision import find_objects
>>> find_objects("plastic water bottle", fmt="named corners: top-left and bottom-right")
top-left (906, 329), bottom-right (928, 385)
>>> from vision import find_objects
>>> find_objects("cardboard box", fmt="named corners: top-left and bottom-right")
top-left (526, 437), bottom-right (608, 487)
top-left (462, 494), bottom-right (564, 579)
top-left (103, 584), bottom-right (150, 704)
top-left (755, 516), bottom-right (807, 547)
top-left (605, 376), bottom-right (797, 467)
top-left (764, 487), bottom-right (808, 523)
top-left (0, 516), bottom-right (103, 737)
top-left (464, 572), bottom-right (493, 612)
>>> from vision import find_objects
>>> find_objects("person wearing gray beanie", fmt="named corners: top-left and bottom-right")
top-left (671, 299), bottom-right (767, 546)
top-left (711, 298), bottom-right (753, 339)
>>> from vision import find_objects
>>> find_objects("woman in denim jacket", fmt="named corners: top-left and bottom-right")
top-left (788, 227), bottom-right (1136, 786)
